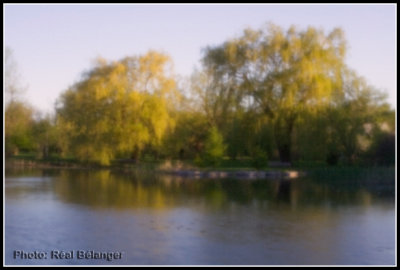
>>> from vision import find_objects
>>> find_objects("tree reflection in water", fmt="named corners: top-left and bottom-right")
top-left (36, 169), bottom-right (393, 211)
top-left (5, 168), bottom-right (395, 265)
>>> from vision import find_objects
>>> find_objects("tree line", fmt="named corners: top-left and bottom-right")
top-left (5, 23), bottom-right (395, 167)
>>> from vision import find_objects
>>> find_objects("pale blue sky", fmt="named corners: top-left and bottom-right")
top-left (4, 4), bottom-right (397, 113)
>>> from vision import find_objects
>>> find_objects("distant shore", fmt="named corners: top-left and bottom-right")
top-left (159, 169), bottom-right (304, 179)
top-left (5, 157), bottom-right (305, 180)
top-left (5, 157), bottom-right (394, 182)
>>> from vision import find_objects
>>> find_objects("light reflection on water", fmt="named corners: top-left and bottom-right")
top-left (5, 169), bottom-right (395, 265)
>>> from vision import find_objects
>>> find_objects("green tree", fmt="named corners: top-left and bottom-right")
top-left (5, 47), bottom-right (35, 156)
top-left (198, 126), bottom-right (227, 167)
top-left (251, 147), bottom-right (268, 169)
top-left (5, 101), bottom-right (35, 156)
top-left (325, 70), bottom-right (389, 165)
top-left (162, 110), bottom-right (209, 159)
top-left (292, 110), bottom-right (330, 164)
top-left (31, 114), bottom-right (63, 159)
top-left (201, 23), bottom-right (347, 162)
top-left (56, 51), bottom-right (178, 165)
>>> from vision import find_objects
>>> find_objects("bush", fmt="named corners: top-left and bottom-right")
top-left (251, 148), bottom-right (268, 169)
top-left (198, 126), bottom-right (226, 167)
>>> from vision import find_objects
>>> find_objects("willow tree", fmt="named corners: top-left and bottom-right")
top-left (202, 23), bottom-right (347, 162)
top-left (57, 51), bottom-right (178, 165)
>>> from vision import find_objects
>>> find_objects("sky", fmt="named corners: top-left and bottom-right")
top-left (4, 4), bottom-right (397, 113)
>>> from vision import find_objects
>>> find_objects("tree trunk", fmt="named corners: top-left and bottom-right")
top-left (277, 142), bottom-right (291, 163)
top-left (274, 114), bottom-right (296, 163)
top-left (131, 147), bottom-right (140, 163)
top-left (42, 145), bottom-right (49, 159)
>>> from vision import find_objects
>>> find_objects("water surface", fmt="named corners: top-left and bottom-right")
top-left (5, 168), bottom-right (395, 265)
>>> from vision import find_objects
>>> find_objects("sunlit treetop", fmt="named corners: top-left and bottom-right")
top-left (56, 51), bottom-right (179, 165)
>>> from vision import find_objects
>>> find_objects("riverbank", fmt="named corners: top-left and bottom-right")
top-left (5, 157), bottom-right (81, 169)
top-left (5, 157), bottom-right (306, 180)
top-left (5, 157), bottom-right (394, 182)
top-left (159, 169), bottom-right (303, 179)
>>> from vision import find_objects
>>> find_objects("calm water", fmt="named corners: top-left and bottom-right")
top-left (5, 168), bottom-right (396, 265)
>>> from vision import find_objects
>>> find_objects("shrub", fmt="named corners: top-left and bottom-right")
top-left (199, 126), bottom-right (226, 167)
top-left (251, 147), bottom-right (268, 169)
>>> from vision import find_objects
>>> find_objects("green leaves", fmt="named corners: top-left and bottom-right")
top-left (200, 24), bottom-right (348, 162)
top-left (5, 101), bottom-right (35, 155)
top-left (5, 23), bottom-right (392, 168)
top-left (57, 51), bottom-right (178, 165)
top-left (198, 126), bottom-right (227, 167)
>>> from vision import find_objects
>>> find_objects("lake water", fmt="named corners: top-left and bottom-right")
top-left (5, 168), bottom-right (396, 265)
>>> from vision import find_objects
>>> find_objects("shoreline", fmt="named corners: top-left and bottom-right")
top-left (6, 158), bottom-right (394, 182)
top-left (159, 169), bottom-right (304, 179)
top-left (5, 158), bottom-right (305, 180)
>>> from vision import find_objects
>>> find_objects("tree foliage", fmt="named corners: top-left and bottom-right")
top-left (162, 110), bottom-right (209, 159)
top-left (5, 24), bottom-right (394, 169)
top-left (31, 115), bottom-right (63, 159)
top-left (201, 23), bottom-right (347, 162)
top-left (325, 70), bottom-right (391, 165)
top-left (56, 51), bottom-right (178, 165)
top-left (5, 101), bottom-right (35, 156)
top-left (197, 126), bottom-right (227, 167)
